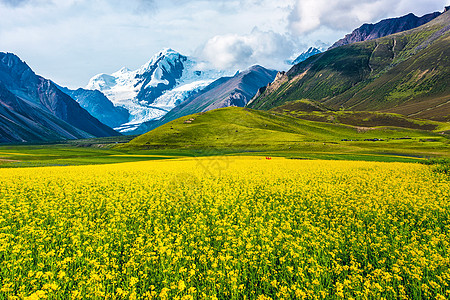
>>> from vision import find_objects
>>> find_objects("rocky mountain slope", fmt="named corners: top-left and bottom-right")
top-left (0, 52), bottom-right (119, 143)
top-left (58, 86), bottom-right (129, 129)
top-left (0, 82), bottom-right (94, 143)
top-left (329, 11), bottom-right (442, 49)
top-left (86, 48), bottom-right (232, 133)
top-left (248, 10), bottom-right (450, 121)
top-left (135, 65), bottom-right (277, 134)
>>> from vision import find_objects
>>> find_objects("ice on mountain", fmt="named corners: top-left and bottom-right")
top-left (146, 67), bottom-right (170, 88)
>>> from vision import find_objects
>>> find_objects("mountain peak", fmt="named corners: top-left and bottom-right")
top-left (0, 52), bottom-right (120, 142)
top-left (244, 65), bottom-right (274, 75)
top-left (151, 48), bottom-right (181, 62)
top-left (159, 48), bottom-right (179, 56)
top-left (1, 52), bottom-right (22, 63)
top-left (0, 52), bottom-right (34, 74)
top-left (118, 67), bottom-right (131, 73)
top-left (138, 48), bottom-right (186, 74)
top-left (289, 47), bottom-right (322, 65)
top-left (0, 52), bottom-right (38, 91)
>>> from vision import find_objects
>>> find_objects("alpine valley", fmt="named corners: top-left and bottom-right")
top-left (123, 8), bottom-right (450, 152)
top-left (0, 48), bottom-right (277, 142)
top-left (0, 8), bottom-right (449, 151)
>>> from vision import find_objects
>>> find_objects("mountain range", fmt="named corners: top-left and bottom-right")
top-left (0, 49), bottom-right (275, 142)
top-left (136, 65), bottom-right (277, 134)
top-left (0, 53), bottom-right (119, 143)
top-left (1, 8), bottom-right (449, 144)
top-left (249, 9), bottom-right (450, 122)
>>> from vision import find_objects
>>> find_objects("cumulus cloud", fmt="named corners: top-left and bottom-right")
top-left (288, 0), bottom-right (448, 35)
top-left (199, 29), bottom-right (295, 70)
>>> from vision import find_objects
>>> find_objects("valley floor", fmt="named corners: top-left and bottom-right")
top-left (0, 136), bottom-right (449, 168)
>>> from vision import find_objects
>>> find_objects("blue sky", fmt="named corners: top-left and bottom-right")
top-left (1, 0), bottom-right (448, 88)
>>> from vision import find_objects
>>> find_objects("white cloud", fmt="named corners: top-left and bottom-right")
top-left (201, 35), bottom-right (253, 69)
top-left (199, 29), bottom-right (296, 71)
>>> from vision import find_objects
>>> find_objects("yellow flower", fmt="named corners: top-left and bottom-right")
top-left (257, 295), bottom-right (273, 300)
top-left (178, 280), bottom-right (186, 292)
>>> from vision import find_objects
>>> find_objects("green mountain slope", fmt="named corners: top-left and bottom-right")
top-left (120, 107), bottom-right (449, 159)
top-left (272, 102), bottom-right (447, 131)
top-left (248, 10), bottom-right (450, 121)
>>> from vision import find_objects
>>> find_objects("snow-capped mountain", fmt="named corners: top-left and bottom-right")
top-left (289, 47), bottom-right (322, 65)
top-left (136, 65), bottom-right (278, 134)
top-left (86, 48), bottom-right (232, 133)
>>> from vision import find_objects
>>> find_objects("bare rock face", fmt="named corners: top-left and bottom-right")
top-left (274, 71), bottom-right (286, 82)
top-left (329, 12), bottom-right (442, 49)
top-left (0, 82), bottom-right (93, 143)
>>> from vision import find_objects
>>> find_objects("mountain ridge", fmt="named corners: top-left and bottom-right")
top-left (0, 81), bottom-right (95, 143)
top-left (120, 107), bottom-right (449, 154)
top-left (290, 47), bottom-right (322, 65)
top-left (58, 86), bottom-right (130, 129)
top-left (329, 11), bottom-right (442, 49)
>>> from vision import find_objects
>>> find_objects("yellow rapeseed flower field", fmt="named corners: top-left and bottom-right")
top-left (0, 157), bottom-right (449, 299)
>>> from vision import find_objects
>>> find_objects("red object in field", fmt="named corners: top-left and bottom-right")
top-left (266, 157), bottom-right (272, 160)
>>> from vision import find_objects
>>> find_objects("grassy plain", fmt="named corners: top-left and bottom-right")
top-left (120, 107), bottom-right (449, 163)
top-left (1, 107), bottom-right (448, 167)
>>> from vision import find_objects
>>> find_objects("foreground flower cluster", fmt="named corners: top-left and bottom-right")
top-left (0, 157), bottom-right (449, 299)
